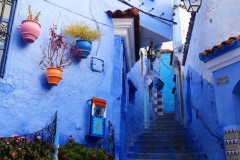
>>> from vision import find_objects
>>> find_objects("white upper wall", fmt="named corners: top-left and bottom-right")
top-left (184, 0), bottom-right (240, 83)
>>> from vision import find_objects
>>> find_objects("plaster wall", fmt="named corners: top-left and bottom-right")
top-left (173, 0), bottom-right (240, 159)
top-left (172, 7), bottom-right (190, 49)
top-left (122, 60), bottom-right (145, 160)
top-left (183, 66), bottom-right (225, 160)
top-left (160, 53), bottom-right (175, 112)
top-left (184, 0), bottom-right (240, 83)
top-left (0, 1), bottom-right (147, 159)
top-left (1, 0), bottom-right (117, 142)
top-left (213, 61), bottom-right (240, 129)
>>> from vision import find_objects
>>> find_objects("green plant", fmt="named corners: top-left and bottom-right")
top-left (27, 5), bottom-right (41, 22)
top-left (64, 22), bottom-right (103, 42)
top-left (58, 136), bottom-right (115, 160)
top-left (0, 135), bottom-right (54, 160)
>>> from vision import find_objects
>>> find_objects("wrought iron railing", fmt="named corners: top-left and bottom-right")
top-left (0, 111), bottom-right (57, 159)
top-left (189, 101), bottom-right (224, 148)
top-left (85, 120), bottom-right (115, 157)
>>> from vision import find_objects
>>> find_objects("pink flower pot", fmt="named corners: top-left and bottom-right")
top-left (20, 20), bottom-right (41, 43)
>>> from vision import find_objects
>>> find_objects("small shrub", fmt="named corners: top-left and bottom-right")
top-left (58, 137), bottom-right (115, 160)
top-left (0, 135), bottom-right (54, 160)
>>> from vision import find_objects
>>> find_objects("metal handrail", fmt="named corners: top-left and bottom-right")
top-left (189, 101), bottom-right (224, 149)
top-left (0, 111), bottom-right (57, 158)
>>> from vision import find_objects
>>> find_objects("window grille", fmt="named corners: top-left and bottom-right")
top-left (0, 0), bottom-right (17, 77)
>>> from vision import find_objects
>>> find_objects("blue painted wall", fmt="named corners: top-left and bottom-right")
top-left (174, 73), bottom-right (181, 121)
top-left (0, 1), bottom-right (147, 160)
top-left (212, 61), bottom-right (240, 130)
top-left (182, 66), bottom-right (225, 160)
top-left (160, 53), bottom-right (175, 112)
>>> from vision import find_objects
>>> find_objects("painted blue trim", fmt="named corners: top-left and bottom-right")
top-left (53, 132), bottom-right (59, 160)
top-left (0, 0), bottom-right (18, 78)
top-left (199, 40), bottom-right (240, 63)
top-left (2, 18), bottom-right (9, 23)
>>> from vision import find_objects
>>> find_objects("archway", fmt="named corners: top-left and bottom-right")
top-left (232, 80), bottom-right (240, 125)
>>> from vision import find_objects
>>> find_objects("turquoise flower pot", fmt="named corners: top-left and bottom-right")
top-left (75, 40), bottom-right (92, 58)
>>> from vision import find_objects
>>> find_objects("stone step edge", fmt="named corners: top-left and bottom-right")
top-left (127, 152), bottom-right (206, 155)
top-left (132, 139), bottom-right (198, 143)
top-left (128, 144), bottom-right (200, 147)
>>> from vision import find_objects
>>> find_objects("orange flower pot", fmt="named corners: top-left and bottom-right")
top-left (46, 68), bottom-right (63, 85)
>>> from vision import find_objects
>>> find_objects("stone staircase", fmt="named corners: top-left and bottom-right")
top-left (127, 113), bottom-right (208, 160)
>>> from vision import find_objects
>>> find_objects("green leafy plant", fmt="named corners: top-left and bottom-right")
top-left (64, 22), bottom-right (103, 42)
top-left (0, 135), bottom-right (55, 160)
top-left (58, 136), bottom-right (115, 160)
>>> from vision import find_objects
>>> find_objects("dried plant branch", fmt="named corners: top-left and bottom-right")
top-left (40, 24), bottom-right (77, 70)
top-left (27, 5), bottom-right (41, 22)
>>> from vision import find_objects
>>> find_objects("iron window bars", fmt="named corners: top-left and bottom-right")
top-left (0, 0), bottom-right (17, 77)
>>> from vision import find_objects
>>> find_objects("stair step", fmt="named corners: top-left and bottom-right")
top-left (149, 121), bottom-right (181, 126)
top-left (148, 125), bottom-right (184, 129)
top-left (137, 133), bottom-right (194, 141)
top-left (133, 140), bottom-right (197, 146)
top-left (128, 145), bottom-right (201, 153)
top-left (145, 127), bottom-right (189, 133)
top-left (140, 130), bottom-right (190, 136)
top-left (127, 152), bottom-right (207, 159)
top-left (155, 113), bottom-right (175, 117)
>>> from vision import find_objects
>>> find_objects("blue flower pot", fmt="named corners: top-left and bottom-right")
top-left (75, 40), bottom-right (92, 58)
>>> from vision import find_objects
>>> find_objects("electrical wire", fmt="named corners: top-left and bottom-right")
top-left (43, 0), bottom-right (114, 28)
top-left (160, 57), bottom-right (174, 70)
top-left (89, 0), bottom-right (101, 56)
top-left (118, 0), bottom-right (177, 25)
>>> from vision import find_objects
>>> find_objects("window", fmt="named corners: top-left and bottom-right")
top-left (0, 0), bottom-right (17, 77)
top-left (128, 80), bottom-right (137, 105)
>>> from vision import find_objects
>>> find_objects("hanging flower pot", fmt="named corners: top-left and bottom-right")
top-left (20, 5), bottom-right (41, 43)
top-left (40, 24), bottom-right (75, 86)
top-left (64, 22), bottom-right (103, 58)
top-left (46, 68), bottom-right (63, 85)
top-left (75, 40), bottom-right (92, 58)
top-left (20, 20), bottom-right (41, 43)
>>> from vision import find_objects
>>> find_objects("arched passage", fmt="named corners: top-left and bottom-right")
top-left (232, 80), bottom-right (240, 125)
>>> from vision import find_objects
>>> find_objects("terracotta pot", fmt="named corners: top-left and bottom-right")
top-left (46, 68), bottom-right (63, 85)
top-left (20, 20), bottom-right (41, 43)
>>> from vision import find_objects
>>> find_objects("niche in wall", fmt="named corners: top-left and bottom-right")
top-left (128, 80), bottom-right (137, 105)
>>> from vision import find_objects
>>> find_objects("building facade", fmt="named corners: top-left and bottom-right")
top-left (0, 0), bottom-right (173, 159)
top-left (171, 0), bottom-right (240, 159)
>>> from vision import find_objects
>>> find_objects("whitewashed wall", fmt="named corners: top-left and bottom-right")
top-left (184, 0), bottom-right (240, 83)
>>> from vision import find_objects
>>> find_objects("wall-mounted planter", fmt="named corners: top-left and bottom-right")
top-left (75, 40), bottom-right (92, 58)
top-left (46, 68), bottom-right (63, 85)
top-left (20, 20), bottom-right (41, 43)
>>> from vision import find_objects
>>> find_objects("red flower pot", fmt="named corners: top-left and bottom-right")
top-left (20, 20), bottom-right (41, 43)
top-left (46, 68), bottom-right (63, 85)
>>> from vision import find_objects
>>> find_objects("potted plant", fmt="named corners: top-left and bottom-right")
top-left (20, 5), bottom-right (41, 43)
top-left (39, 24), bottom-right (76, 85)
top-left (64, 22), bottom-right (103, 58)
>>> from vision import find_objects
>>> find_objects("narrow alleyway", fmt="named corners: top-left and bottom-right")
top-left (126, 113), bottom-right (207, 160)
